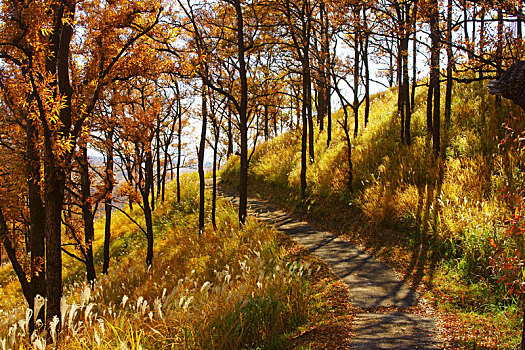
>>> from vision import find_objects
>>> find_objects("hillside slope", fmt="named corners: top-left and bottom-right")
top-left (221, 79), bottom-right (525, 349)
top-left (1, 174), bottom-right (353, 349)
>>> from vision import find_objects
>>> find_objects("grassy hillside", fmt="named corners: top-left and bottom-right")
top-left (221, 79), bottom-right (525, 348)
top-left (0, 174), bottom-right (352, 349)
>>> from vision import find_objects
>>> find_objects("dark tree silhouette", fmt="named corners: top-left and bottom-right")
top-left (489, 61), bottom-right (525, 111)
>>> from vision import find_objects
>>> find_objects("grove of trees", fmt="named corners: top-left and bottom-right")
top-left (0, 0), bottom-right (523, 341)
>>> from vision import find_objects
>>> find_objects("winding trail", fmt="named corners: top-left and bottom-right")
top-left (213, 182), bottom-right (442, 349)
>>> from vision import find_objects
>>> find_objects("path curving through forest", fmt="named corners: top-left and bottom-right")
top-left (212, 181), bottom-right (442, 349)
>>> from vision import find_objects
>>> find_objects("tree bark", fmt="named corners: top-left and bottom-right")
top-left (102, 127), bottom-right (114, 275)
top-left (363, 7), bottom-right (370, 128)
top-left (198, 84), bottom-right (207, 234)
top-left (212, 119), bottom-right (220, 230)
top-left (25, 117), bottom-right (46, 314)
top-left (353, 12), bottom-right (360, 139)
top-left (143, 145), bottom-right (154, 267)
top-left (234, 0), bottom-right (249, 225)
top-left (444, 0), bottom-right (453, 126)
top-left (430, 0), bottom-right (441, 157)
top-left (79, 143), bottom-right (96, 285)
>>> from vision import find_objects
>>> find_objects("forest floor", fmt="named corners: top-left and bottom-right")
top-left (213, 181), bottom-right (445, 349)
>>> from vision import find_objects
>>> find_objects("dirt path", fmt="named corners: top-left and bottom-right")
top-left (215, 183), bottom-right (442, 349)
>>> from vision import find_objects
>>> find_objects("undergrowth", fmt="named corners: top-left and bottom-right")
top-left (0, 174), bottom-right (316, 349)
top-left (221, 78), bottom-right (525, 349)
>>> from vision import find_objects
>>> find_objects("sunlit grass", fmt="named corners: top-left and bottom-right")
top-left (221, 76), bottom-right (525, 348)
top-left (1, 174), bottom-right (315, 349)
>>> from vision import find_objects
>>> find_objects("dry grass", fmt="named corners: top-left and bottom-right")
top-left (221, 77), bottom-right (525, 348)
top-left (0, 175), bottom-right (322, 349)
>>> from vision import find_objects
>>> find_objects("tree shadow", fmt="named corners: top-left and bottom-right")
top-left (403, 158), bottom-right (444, 291)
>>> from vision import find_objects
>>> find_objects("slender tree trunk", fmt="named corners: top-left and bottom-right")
top-left (143, 145), bottom-right (154, 267)
top-left (430, 0), bottom-right (441, 156)
top-left (427, 79), bottom-right (434, 134)
top-left (389, 38), bottom-right (395, 88)
top-left (227, 109), bottom-right (233, 157)
top-left (198, 84), bottom-right (207, 234)
top-left (301, 62), bottom-right (308, 198)
top-left (333, 83), bottom-right (353, 192)
top-left (151, 163), bottom-right (155, 212)
top-left (212, 123), bottom-right (219, 230)
top-left (305, 54), bottom-right (314, 163)
top-left (79, 143), bottom-right (96, 285)
top-left (236, 0), bottom-right (249, 225)
top-left (177, 120), bottom-right (182, 205)
top-left (401, 34), bottom-right (411, 144)
top-left (364, 7), bottom-right (370, 128)
top-left (353, 15), bottom-right (360, 139)
top-left (326, 18), bottom-right (332, 147)
top-left (398, 36), bottom-right (405, 143)
top-left (264, 103), bottom-right (269, 141)
top-left (411, 9), bottom-right (418, 111)
top-left (444, 0), bottom-right (453, 125)
top-left (156, 120), bottom-right (162, 202)
top-left (127, 165), bottom-right (134, 211)
top-left (102, 127), bottom-right (114, 275)
top-left (318, 0), bottom-right (328, 133)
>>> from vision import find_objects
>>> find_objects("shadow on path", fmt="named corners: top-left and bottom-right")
top-left (214, 183), bottom-right (442, 349)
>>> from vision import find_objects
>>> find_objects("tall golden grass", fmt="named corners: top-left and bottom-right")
top-left (1, 175), bottom-right (313, 349)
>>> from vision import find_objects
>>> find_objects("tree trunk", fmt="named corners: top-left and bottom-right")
top-left (444, 0), bottom-right (453, 126)
top-left (25, 117), bottom-right (46, 317)
top-left (44, 168), bottom-right (65, 325)
top-left (235, 0), bottom-right (249, 226)
top-left (264, 103), bottom-right (269, 141)
top-left (305, 54), bottom-right (314, 163)
top-left (143, 145), bottom-right (154, 267)
top-left (411, 11), bottom-right (417, 111)
top-left (430, 0), bottom-right (441, 156)
top-left (364, 7), bottom-right (370, 128)
top-left (398, 36), bottom-right (405, 143)
top-left (156, 119), bottom-right (162, 203)
top-left (198, 84), bottom-right (207, 234)
top-left (227, 109), bottom-right (233, 158)
top-left (333, 83), bottom-right (353, 192)
top-left (177, 116), bottom-right (182, 204)
top-left (45, 0), bottom-right (76, 324)
top-left (353, 15), bottom-right (360, 139)
top-left (326, 9), bottom-right (332, 147)
top-left (102, 128), bottom-right (114, 275)
top-left (427, 79), bottom-right (434, 134)
top-left (401, 34), bottom-right (411, 144)
top-left (301, 63), bottom-right (308, 199)
top-left (212, 123), bottom-right (219, 230)
top-left (79, 143), bottom-right (96, 285)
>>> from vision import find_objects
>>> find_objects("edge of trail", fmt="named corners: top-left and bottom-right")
top-left (212, 180), bottom-right (444, 349)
